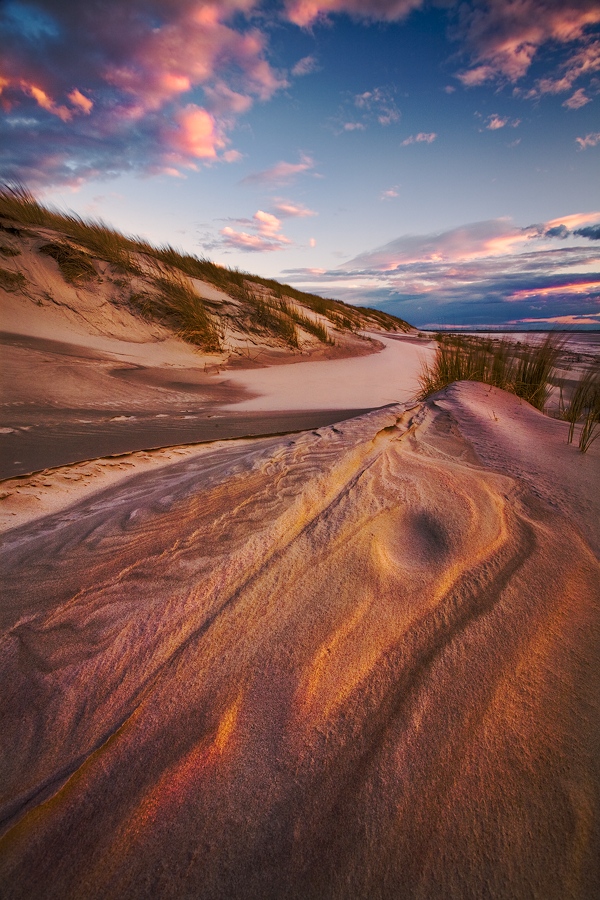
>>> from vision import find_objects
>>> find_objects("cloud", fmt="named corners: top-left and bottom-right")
top-left (220, 208), bottom-right (292, 252)
top-left (576, 132), bottom-right (600, 149)
top-left (381, 186), bottom-right (400, 200)
top-left (281, 214), bottom-right (600, 327)
top-left (240, 154), bottom-right (316, 185)
top-left (292, 55), bottom-right (319, 76)
top-left (284, 0), bottom-right (424, 28)
top-left (168, 106), bottom-right (225, 162)
top-left (0, 0), bottom-right (287, 185)
top-left (527, 38), bottom-right (600, 99)
top-left (563, 87), bottom-right (591, 108)
top-left (401, 132), bottom-right (437, 146)
top-left (453, 1), bottom-right (600, 88)
top-left (486, 114), bottom-right (508, 130)
top-left (353, 86), bottom-right (400, 126)
top-left (575, 224), bottom-right (600, 239)
top-left (272, 199), bottom-right (317, 217)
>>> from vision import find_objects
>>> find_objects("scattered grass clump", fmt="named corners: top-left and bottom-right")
top-left (279, 299), bottom-right (333, 344)
top-left (561, 367), bottom-right (600, 453)
top-left (245, 293), bottom-right (298, 347)
top-left (418, 333), bottom-right (562, 411)
top-left (38, 242), bottom-right (97, 284)
top-left (511, 334), bottom-right (563, 410)
top-left (0, 245), bottom-right (20, 257)
top-left (0, 266), bottom-right (27, 292)
top-left (130, 275), bottom-right (222, 352)
top-left (1, 184), bottom-right (138, 272)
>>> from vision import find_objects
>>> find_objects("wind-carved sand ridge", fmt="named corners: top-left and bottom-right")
top-left (1, 385), bottom-right (599, 899)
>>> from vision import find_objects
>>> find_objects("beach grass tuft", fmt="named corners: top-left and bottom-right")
top-left (130, 274), bottom-right (222, 352)
top-left (418, 333), bottom-right (562, 411)
top-left (561, 367), bottom-right (600, 453)
top-left (0, 266), bottom-right (27, 292)
top-left (39, 242), bottom-right (97, 284)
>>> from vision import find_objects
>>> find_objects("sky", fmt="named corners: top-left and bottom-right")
top-left (1, 0), bottom-right (600, 329)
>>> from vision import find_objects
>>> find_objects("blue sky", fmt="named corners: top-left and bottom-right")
top-left (1, 0), bottom-right (599, 328)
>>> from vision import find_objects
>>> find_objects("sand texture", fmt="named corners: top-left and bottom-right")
top-left (1, 384), bottom-right (599, 899)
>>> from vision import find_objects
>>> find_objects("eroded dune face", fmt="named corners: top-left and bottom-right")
top-left (1, 394), bottom-right (599, 899)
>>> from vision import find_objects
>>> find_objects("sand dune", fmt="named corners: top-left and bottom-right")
top-left (1, 384), bottom-right (598, 899)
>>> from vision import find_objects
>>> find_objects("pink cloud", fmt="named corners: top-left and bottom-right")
top-left (380, 186), bottom-right (400, 200)
top-left (219, 208), bottom-right (292, 252)
top-left (401, 132), bottom-right (437, 145)
top-left (563, 88), bottom-right (591, 108)
top-left (241, 154), bottom-right (316, 185)
top-left (576, 132), bottom-right (600, 149)
top-left (284, 0), bottom-right (424, 28)
top-left (0, 1), bottom-right (289, 181)
top-left (272, 200), bottom-right (317, 217)
top-left (511, 313), bottom-right (600, 325)
top-left (455, 1), bottom-right (600, 87)
top-left (530, 39), bottom-right (600, 98)
top-left (343, 213), bottom-right (600, 271)
top-left (486, 114), bottom-right (508, 130)
top-left (508, 281), bottom-right (600, 301)
top-left (544, 211), bottom-right (600, 229)
top-left (254, 209), bottom-right (287, 237)
top-left (168, 106), bottom-right (225, 162)
top-left (68, 89), bottom-right (93, 115)
top-left (483, 114), bottom-right (520, 130)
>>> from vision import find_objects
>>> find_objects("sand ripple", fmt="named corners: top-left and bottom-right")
top-left (1, 394), bottom-right (599, 899)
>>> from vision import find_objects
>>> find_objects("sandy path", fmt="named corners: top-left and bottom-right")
top-left (223, 333), bottom-right (431, 411)
top-left (1, 387), bottom-right (598, 899)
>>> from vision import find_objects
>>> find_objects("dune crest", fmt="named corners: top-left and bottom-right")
top-left (0, 386), bottom-right (599, 899)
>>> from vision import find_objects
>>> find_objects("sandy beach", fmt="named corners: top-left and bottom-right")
top-left (1, 378), bottom-right (599, 899)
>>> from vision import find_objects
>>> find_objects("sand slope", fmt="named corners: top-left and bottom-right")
top-left (0, 385), bottom-right (599, 899)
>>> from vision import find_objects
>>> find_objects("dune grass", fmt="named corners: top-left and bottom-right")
top-left (419, 332), bottom-right (600, 452)
top-left (0, 184), bottom-right (413, 344)
top-left (561, 367), bottom-right (600, 452)
top-left (130, 274), bottom-right (222, 352)
top-left (0, 266), bottom-right (27, 292)
top-left (418, 333), bottom-right (562, 411)
top-left (39, 242), bottom-right (97, 284)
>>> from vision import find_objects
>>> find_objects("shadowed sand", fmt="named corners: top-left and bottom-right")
top-left (1, 383), bottom-right (599, 899)
top-left (1, 331), bottom-right (432, 476)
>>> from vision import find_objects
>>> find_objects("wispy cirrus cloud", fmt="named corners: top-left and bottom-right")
top-left (281, 213), bottom-right (600, 327)
top-left (240, 153), bottom-right (317, 186)
top-left (272, 198), bottom-right (317, 217)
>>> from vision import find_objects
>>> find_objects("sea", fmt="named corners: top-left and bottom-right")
top-left (441, 331), bottom-right (600, 363)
